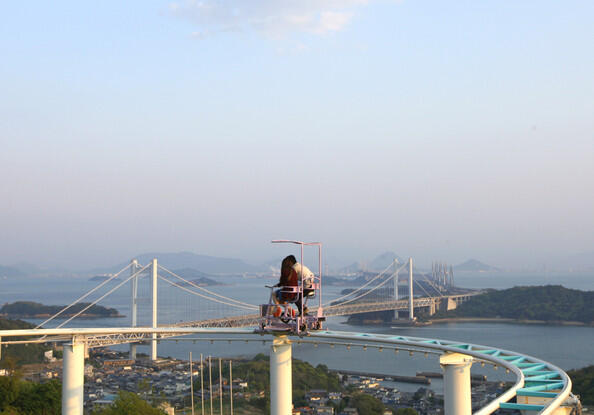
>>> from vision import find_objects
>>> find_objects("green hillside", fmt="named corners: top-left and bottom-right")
top-left (438, 285), bottom-right (594, 324)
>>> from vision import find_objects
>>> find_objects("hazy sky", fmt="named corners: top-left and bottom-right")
top-left (1, 0), bottom-right (593, 270)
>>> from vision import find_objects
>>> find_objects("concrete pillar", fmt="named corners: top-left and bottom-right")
top-left (408, 257), bottom-right (414, 320)
top-left (130, 259), bottom-right (138, 359)
top-left (393, 259), bottom-right (399, 320)
top-left (151, 258), bottom-right (158, 360)
top-left (62, 340), bottom-right (85, 415)
top-left (270, 336), bottom-right (292, 415)
top-left (440, 352), bottom-right (473, 415)
top-left (429, 299), bottom-right (436, 316)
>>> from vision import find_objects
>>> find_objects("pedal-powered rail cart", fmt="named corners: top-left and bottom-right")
top-left (259, 240), bottom-right (325, 335)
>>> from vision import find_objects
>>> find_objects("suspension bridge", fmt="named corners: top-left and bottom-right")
top-left (0, 254), bottom-right (579, 415)
top-left (27, 257), bottom-right (475, 352)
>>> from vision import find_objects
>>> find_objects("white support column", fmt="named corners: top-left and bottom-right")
top-left (151, 258), bottom-right (158, 361)
top-left (270, 336), bottom-right (292, 415)
top-left (408, 257), bottom-right (414, 320)
top-left (129, 258), bottom-right (139, 359)
top-left (62, 340), bottom-right (85, 415)
top-left (393, 259), bottom-right (399, 320)
top-left (440, 352), bottom-right (473, 415)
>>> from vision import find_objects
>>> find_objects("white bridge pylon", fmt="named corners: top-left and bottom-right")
top-left (0, 327), bottom-right (574, 415)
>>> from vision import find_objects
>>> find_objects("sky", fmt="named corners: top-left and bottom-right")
top-left (1, 0), bottom-right (593, 270)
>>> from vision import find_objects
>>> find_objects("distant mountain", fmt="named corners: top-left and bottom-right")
top-left (369, 251), bottom-right (403, 271)
top-left (100, 252), bottom-right (264, 275)
top-left (0, 265), bottom-right (24, 278)
top-left (336, 252), bottom-right (403, 274)
top-left (454, 259), bottom-right (500, 272)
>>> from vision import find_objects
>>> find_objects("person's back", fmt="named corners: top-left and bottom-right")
top-left (275, 255), bottom-right (298, 304)
top-left (292, 262), bottom-right (314, 289)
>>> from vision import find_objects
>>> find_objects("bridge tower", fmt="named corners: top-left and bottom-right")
top-left (408, 257), bottom-right (414, 320)
top-left (393, 259), bottom-right (400, 320)
top-left (151, 258), bottom-right (158, 360)
top-left (129, 259), bottom-right (139, 359)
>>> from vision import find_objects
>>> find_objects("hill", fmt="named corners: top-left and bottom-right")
top-left (369, 251), bottom-right (403, 271)
top-left (436, 285), bottom-right (594, 324)
top-left (0, 318), bottom-right (52, 363)
top-left (171, 268), bottom-right (222, 286)
top-left (454, 259), bottom-right (500, 272)
top-left (97, 251), bottom-right (263, 275)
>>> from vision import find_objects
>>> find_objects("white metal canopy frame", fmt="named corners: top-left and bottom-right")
top-left (0, 327), bottom-right (574, 415)
top-left (262, 240), bottom-right (324, 335)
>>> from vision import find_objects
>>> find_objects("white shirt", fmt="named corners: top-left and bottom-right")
top-left (292, 263), bottom-right (315, 288)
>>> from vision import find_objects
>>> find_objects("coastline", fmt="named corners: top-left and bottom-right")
top-left (1, 313), bottom-right (125, 319)
top-left (428, 317), bottom-right (593, 327)
top-left (345, 316), bottom-right (593, 327)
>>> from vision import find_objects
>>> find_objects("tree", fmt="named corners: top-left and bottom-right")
top-left (90, 392), bottom-right (166, 415)
top-left (395, 409), bottom-right (419, 415)
top-left (0, 375), bottom-right (20, 411)
top-left (13, 380), bottom-right (61, 415)
top-left (349, 393), bottom-right (385, 415)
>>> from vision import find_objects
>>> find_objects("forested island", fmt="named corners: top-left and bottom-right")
top-left (347, 286), bottom-right (594, 326)
top-left (433, 285), bottom-right (594, 325)
top-left (0, 301), bottom-right (123, 319)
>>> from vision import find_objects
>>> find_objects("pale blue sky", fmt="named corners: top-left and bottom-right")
top-left (1, 0), bottom-right (593, 269)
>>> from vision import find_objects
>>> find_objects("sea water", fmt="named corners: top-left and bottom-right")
top-left (1, 272), bottom-right (593, 392)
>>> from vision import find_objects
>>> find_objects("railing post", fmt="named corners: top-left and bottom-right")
top-left (130, 258), bottom-right (139, 359)
top-left (62, 339), bottom-right (85, 415)
top-left (440, 352), bottom-right (473, 415)
top-left (408, 257), bottom-right (414, 320)
top-left (151, 258), bottom-right (158, 360)
top-left (270, 335), bottom-right (292, 415)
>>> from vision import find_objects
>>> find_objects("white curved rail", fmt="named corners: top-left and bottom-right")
top-left (0, 327), bottom-right (573, 414)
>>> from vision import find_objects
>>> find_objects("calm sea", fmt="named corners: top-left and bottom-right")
top-left (1, 271), bottom-right (593, 392)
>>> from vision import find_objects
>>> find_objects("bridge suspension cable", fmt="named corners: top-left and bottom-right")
top-left (35, 263), bottom-right (133, 329)
top-left (157, 274), bottom-right (258, 311)
top-left (323, 261), bottom-right (404, 307)
top-left (55, 263), bottom-right (152, 329)
top-left (157, 265), bottom-right (258, 310)
top-left (414, 268), bottom-right (445, 297)
top-left (326, 262), bottom-right (408, 309)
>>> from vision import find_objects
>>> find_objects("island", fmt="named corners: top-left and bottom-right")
top-left (432, 285), bottom-right (594, 325)
top-left (346, 285), bottom-right (594, 326)
top-left (0, 301), bottom-right (124, 319)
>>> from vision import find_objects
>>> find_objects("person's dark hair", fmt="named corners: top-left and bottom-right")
top-left (282, 255), bottom-right (297, 268)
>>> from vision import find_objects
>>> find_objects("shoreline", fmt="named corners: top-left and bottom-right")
top-left (345, 316), bottom-right (593, 328)
top-left (2, 314), bottom-right (125, 320)
top-left (428, 317), bottom-right (592, 327)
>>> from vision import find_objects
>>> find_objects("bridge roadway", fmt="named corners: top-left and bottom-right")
top-left (0, 326), bottom-right (574, 415)
top-left (171, 293), bottom-right (478, 329)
